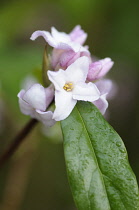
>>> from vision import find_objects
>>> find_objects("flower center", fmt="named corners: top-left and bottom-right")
top-left (63, 82), bottom-right (73, 92)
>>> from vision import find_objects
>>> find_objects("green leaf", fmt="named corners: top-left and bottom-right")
top-left (61, 101), bottom-right (139, 210)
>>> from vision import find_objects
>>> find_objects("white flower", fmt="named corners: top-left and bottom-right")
top-left (18, 84), bottom-right (55, 126)
top-left (30, 26), bottom-right (89, 53)
top-left (47, 57), bottom-right (100, 121)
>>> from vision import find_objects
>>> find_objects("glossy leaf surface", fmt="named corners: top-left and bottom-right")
top-left (61, 101), bottom-right (139, 210)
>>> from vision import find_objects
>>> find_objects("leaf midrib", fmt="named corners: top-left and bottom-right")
top-left (76, 104), bottom-right (128, 209)
top-left (76, 105), bottom-right (111, 210)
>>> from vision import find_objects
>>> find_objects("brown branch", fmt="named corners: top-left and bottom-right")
top-left (0, 118), bottom-right (38, 169)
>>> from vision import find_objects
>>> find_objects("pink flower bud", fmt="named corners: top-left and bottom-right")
top-left (87, 58), bottom-right (114, 81)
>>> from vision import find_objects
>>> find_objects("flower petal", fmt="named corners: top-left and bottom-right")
top-left (30, 30), bottom-right (58, 48)
top-left (51, 27), bottom-right (89, 53)
top-left (23, 84), bottom-right (46, 111)
top-left (70, 25), bottom-right (87, 45)
top-left (59, 50), bottom-right (77, 68)
top-left (51, 49), bottom-right (64, 69)
top-left (95, 79), bottom-right (112, 94)
top-left (65, 56), bottom-right (90, 83)
top-left (93, 94), bottom-right (108, 115)
top-left (31, 30), bottom-right (71, 50)
top-left (87, 61), bottom-right (102, 81)
top-left (47, 70), bottom-right (66, 91)
top-left (93, 79), bottom-right (117, 114)
top-left (95, 79), bottom-right (117, 100)
top-left (68, 42), bottom-right (89, 53)
top-left (36, 110), bottom-right (55, 126)
top-left (17, 90), bottom-right (34, 116)
top-left (53, 91), bottom-right (77, 121)
top-left (66, 50), bottom-right (90, 67)
top-left (87, 57), bottom-right (114, 81)
top-left (51, 27), bottom-right (70, 42)
top-left (73, 82), bottom-right (100, 102)
top-left (97, 58), bottom-right (114, 79)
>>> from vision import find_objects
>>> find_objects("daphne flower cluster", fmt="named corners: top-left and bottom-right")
top-left (18, 25), bottom-right (114, 126)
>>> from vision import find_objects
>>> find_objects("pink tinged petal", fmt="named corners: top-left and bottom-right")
top-left (80, 50), bottom-right (90, 57)
top-left (68, 42), bottom-right (89, 53)
top-left (30, 30), bottom-right (58, 48)
top-left (83, 45), bottom-right (89, 50)
top-left (17, 90), bottom-right (34, 116)
top-left (31, 30), bottom-right (71, 50)
top-left (73, 82), bottom-right (100, 102)
top-left (51, 49), bottom-right (64, 69)
top-left (55, 42), bottom-right (74, 51)
top-left (47, 70), bottom-right (66, 91)
top-left (97, 58), bottom-right (114, 78)
top-left (66, 51), bottom-right (82, 67)
top-left (87, 62), bottom-right (102, 81)
top-left (93, 94), bottom-right (108, 115)
top-left (95, 79), bottom-right (117, 100)
top-left (23, 84), bottom-right (47, 111)
top-left (53, 40), bottom-right (89, 53)
top-left (52, 49), bottom-right (90, 70)
top-left (18, 98), bottom-right (32, 115)
top-left (68, 50), bottom-right (91, 67)
top-left (60, 50), bottom-right (90, 68)
top-left (70, 25), bottom-right (87, 45)
top-left (51, 27), bottom-right (88, 52)
top-left (53, 91), bottom-right (77, 121)
top-left (65, 56), bottom-right (90, 83)
top-left (95, 79), bottom-right (113, 95)
top-left (51, 27), bottom-right (70, 43)
top-left (30, 28), bottom-right (89, 53)
top-left (36, 110), bottom-right (55, 126)
top-left (87, 58), bottom-right (114, 81)
top-left (59, 50), bottom-right (77, 68)
top-left (52, 38), bottom-right (89, 52)
top-left (18, 89), bottom-right (25, 99)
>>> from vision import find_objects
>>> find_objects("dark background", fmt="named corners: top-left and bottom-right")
top-left (0, 0), bottom-right (139, 209)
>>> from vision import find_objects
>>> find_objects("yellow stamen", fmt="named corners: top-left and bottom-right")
top-left (63, 82), bottom-right (73, 91)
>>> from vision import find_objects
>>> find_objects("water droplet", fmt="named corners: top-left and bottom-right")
top-left (116, 142), bottom-right (121, 147)
top-left (120, 148), bottom-right (126, 153)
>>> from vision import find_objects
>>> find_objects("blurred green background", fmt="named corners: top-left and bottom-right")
top-left (0, 0), bottom-right (139, 209)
